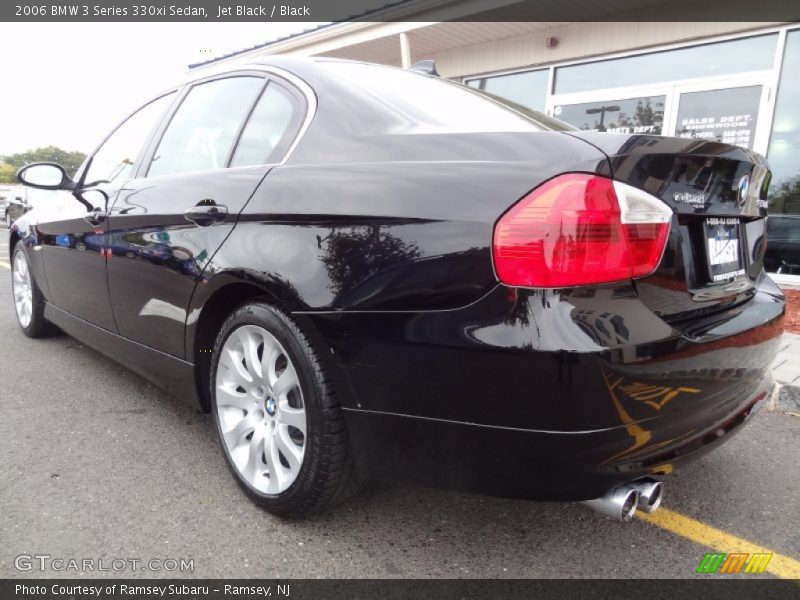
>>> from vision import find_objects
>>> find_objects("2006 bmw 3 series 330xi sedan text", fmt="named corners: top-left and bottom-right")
top-left (10, 58), bottom-right (784, 520)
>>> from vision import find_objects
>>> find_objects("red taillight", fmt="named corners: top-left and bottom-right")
top-left (492, 173), bottom-right (671, 288)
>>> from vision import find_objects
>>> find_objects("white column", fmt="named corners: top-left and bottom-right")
top-left (399, 32), bottom-right (411, 69)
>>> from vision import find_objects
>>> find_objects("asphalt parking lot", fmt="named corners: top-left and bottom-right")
top-left (0, 230), bottom-right (798, 580)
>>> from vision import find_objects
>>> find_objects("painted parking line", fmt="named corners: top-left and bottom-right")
top-left (638, 507), bottom-right (800, 579)
top-left (0, 261), bottom-right (9, 270)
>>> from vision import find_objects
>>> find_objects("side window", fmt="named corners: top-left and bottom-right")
top-left (230, 81), bottom-right (303, 167)
top-left (148, 77), bottom-right (264, 177)
top-left (85, 92), bottom-right (175, 185)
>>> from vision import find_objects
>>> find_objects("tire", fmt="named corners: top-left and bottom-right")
top-left (210, 301), bottom-right (354, 518)
top-left (11, 241), bottom-right (56, 338)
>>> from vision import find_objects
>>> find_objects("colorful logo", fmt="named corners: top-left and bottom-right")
top-left (696, 552), bottom-right (772, 574)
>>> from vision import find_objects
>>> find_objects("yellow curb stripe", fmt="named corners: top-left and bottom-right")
top-left (638, 507), bottom-right (800, 580)
top-left (0, 260), bottom-right (9, 270)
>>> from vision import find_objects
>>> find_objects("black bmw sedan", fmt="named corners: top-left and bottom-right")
top-left (10, 58), bottom-right (784, 520)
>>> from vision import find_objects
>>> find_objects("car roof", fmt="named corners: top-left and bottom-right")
top-left (183, 56), bottom-right (370, 85)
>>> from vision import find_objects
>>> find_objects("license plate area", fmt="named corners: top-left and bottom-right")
top-left (705, 217), bottom-right (744, 282)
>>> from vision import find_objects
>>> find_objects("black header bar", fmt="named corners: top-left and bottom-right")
top-left (1, 579), bottom-right (800, 600)
top-left (3, 0), bottom-right (800, 23)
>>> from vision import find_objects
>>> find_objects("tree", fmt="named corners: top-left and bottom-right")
top-left (769, 173), bottom-right (800, 215)
top-left (1, 146), bottom-right (87, 178)
top-left (0, 163), bottom-right (16, 184)
top-left (318, 225), bottom-right (421, 297)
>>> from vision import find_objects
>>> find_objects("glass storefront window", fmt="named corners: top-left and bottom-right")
top-left (675, 86), bottom-right (762, 149)
top-left (554, 34), bottom-right (777, 94)
top-left (766, 29), bottom-right (800, 274)
top-left (465, 69), bottom-right (548, 112)
top-left (554, 96), bottom-right (665, 134)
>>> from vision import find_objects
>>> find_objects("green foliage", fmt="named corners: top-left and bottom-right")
top-left (0, 163), bottom-right (16, 184)
top-left (1, 146), bottom-right (86, 178)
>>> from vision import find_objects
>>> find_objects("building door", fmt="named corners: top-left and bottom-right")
top-left (668, 75), bottom-right (771, 153)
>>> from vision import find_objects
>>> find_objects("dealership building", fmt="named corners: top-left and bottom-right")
top-left (191, 1), bottom-right (800, 283)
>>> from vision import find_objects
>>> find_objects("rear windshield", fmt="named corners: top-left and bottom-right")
top-left (322, 61), bottom-right (574, 133)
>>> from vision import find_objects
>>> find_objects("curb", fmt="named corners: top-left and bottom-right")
top-left (768, 382), bottom-right (800, 415)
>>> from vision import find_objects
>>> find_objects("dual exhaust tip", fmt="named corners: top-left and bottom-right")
top-left (582, 479), bottom-right (663, 522)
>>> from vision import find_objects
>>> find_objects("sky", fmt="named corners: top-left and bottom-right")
top-left (0, 22), bottom-right (325, 156)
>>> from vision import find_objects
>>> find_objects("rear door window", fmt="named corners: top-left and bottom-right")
top-left (230, 81), bottom-right (303, 167)
top-left (148, 76), bottom-right (263, 177)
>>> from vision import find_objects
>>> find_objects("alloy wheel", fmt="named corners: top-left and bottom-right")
top-left (12, 250), bottom-right (33, 328)
top-left (215, 324), bottom-right (306, 494)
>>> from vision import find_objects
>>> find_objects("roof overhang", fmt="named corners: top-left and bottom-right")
top-left (189, 0), bottom-right (685, 71)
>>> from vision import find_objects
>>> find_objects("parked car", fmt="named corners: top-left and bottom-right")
top-left (764, 214), bottom-right (800, 274)
top-left (4, 184), bottom-right (56, 227)
top-left (4, 185), bottom-right (27, 227)
top-left (9, 58), bottom-right (784, 520)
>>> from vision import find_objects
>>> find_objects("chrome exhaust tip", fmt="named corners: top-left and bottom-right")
top-left (582, 486), bottom-right (640, 522)
top-left (631, 479), bottom-right (663, 514)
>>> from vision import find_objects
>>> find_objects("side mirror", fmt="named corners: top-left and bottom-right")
top-left (16, 162), bottom-right (75, 191)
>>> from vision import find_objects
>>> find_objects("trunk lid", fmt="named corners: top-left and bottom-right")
top-left (568, 132), bottom-right (771, 329)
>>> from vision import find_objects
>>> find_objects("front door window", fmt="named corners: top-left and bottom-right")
top-left (84, 92), bottom-right (176, 185)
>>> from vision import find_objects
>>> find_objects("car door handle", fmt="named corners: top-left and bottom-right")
top-left (83, 209), bottom-right (107, 227)
top-left (183, 203), bottom-right (228, 226)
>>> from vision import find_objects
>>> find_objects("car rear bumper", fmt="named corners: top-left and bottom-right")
top-left (301, 275), bottom-right (784, 500)
top-left (342, 373), bottom-right (771, 501)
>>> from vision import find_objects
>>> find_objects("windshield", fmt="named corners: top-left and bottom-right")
top-left (322, 61), bottom-right (575, 133)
